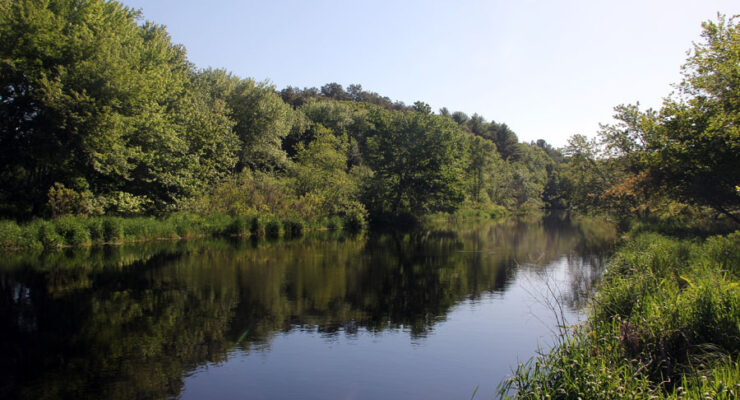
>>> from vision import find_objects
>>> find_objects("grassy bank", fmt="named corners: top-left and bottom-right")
top-left (425, 204), bottom-right (509, 222)
top-left (0, 212), bottom-right (363, 252)
top-left (499, 230), bottom-right (740, 399)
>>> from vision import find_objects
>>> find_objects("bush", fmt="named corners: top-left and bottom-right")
top-left (54, 216), bottom-right (91, 246)
top-left (0, 220), bottom-right (22, 249)
top-left (121, 217), bottom-right (176, 240)
top-left (265, 218), bottom-right (282, 239)
top-left (87, 218), bottom-right (104, 243)
top-left (250, 215), bottom-right (265, 238)
top-left (202, 214), bottom-right (232, 235)
top-left (225, 215), bottom-right (250, 236)
top-left (34, 220), bottom-right (64, 249)
top-left (341, 202), bottom-right (369, 232)
top-left (326, 215), bottom-right (342, 230)
top-left (166, 212), bottom-right (204, 237)
top-left (282, 219), bottom-right (304, 238)
top-left (103, 218), bottom-right (124, 243)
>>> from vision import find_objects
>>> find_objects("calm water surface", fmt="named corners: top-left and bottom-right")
top-left (0, 215), bottom-right (616, 399)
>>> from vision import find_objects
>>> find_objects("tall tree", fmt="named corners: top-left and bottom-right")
top-left (197, 69), bottom-right (294, 172)
top-left (465, 135), bottom-right (499, 203)
top-left (365, 109), bottom-right (465, 216)
top-left (649, 15), bottom-right (740, 223)
top-left (0, 0), bottom-right (238, 216)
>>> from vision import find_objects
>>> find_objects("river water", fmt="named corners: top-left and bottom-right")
top-left (0, 214), bottom-right (616, 399)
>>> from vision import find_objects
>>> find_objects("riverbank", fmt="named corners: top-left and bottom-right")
top-left (498, 229), bottom-right (740, 399)
top-left (0, 203), bottom-right (520, 252)
top-left (0, 212), bottom-right (366, 252)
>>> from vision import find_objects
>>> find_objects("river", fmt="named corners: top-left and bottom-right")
top-left (0, 214), bottom-right (616, 399)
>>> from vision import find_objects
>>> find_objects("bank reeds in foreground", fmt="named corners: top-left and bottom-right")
top-left (498, 231), bottom-right (740, 399)
top-left (0, 212), bottom-right (364, 252)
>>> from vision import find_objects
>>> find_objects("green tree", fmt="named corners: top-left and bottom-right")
top-left (292, 126), bottom-right (368, 221)
top-left (197, 68), bottom-right (294, 172)
top-left (465, 135), bottom-right (499, 203)
top-left (365, 108), bottom-right (465, 216)
top-left (0, 0), bottom-right (237, 216)
top-left (648, 15), bottom-right (740, 223)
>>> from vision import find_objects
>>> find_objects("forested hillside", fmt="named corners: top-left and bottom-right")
top-left (0, 0), bottom-right (561, 225)
top-left (1, 0), bottom-right (738, 231)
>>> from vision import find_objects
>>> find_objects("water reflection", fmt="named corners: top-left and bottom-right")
top-left (0, 215), bottom-right (616, 399)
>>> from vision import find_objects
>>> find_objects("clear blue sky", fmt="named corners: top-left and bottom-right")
top-left (120, 0), bottom-right (738, 147)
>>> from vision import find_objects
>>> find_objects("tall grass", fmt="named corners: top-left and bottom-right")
top-left (0, 211), bottom-right (348, 252)
top-left (499, 231), bottom-right (740, 399)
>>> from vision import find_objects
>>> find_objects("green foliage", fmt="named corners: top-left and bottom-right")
top-left (558, 15), bottom-right (739, 225)
top-left (197, 69), bottom-right (293, 171)
top-left (340, 202), bottom-right (369, 232)
top-left (0, 220), bottom-right (40, 250)
top-left (120, 217), bottom-right (177, 241)
top-left (54, 216), bottom-right (91, 246)
top-left (265, 218), bottom-right (282, 239)
top-left (282, 218), bottom-right (304, 238)
top-left (0, 220), bottom-right (21, 248)
top-left (500, 231), bottom-right (740, 399)
top-left (103, 218), bottom-right (124, 243)
top-left (326, 215), bottom-right (343, 230)
top-left (86, 218), bottom-right (104, 243)
top-left (464, 135), bottom-right (500, 203)
top-left (0, 0), bottom-right (238, 216)
top-left (702, 231), bottom-right (740, 275)
top-left (34, 220), bottom-right (63, 249)
top-left (250, 215), bottom-right (266, 238)
top-left (226, 215), bottom-right (251, 236)
top-left (646, 15), bottom-right (740, 223)
top-left (365, 108), bottom-right (465, 216)
top-left (0, 0), bottom-right (566, 226)
top-left (47, 182), bottom-right (104, 217)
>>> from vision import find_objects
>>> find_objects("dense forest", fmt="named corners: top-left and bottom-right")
top-left (0, 0), bottom-right (738, 230)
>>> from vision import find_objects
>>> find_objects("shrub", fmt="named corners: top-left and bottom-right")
top-left (202, 214), bottom-right (232, 235)
top-left (167, 212), bottom-right (204, 237)
top-left (103, 218), bottom-right (124, 243)
top-left (341, 202), bottom-right (369, 232)
top-left (121, 217), bottom-right (176, 240)
top-left (0, 220), bottom-right (22, 249)
top-left (34, 220), bottom-right (64, 249)
top-left (326, 215), bottom-right (342, 230)
top-left (342, 212), bottom-right (366, 232)
top-left (87, 218), bottom-right (104, 243)
top-left (225, 215), bottom-right (250, 236)
top-left (54, 216), bottom-right (91, 246)
top-left (265, 218), bottom-right (282, 239)
top-left (282, 219), bottom-right (304, 238)
top-left (250, 215), bottom-right (265, 238)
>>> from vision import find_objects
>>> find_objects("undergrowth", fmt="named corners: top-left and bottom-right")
top-left (498, 231), bottom-right (740, 399)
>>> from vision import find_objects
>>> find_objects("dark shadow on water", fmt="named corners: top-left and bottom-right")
top-left (0, 215), bottom-right (617, 399)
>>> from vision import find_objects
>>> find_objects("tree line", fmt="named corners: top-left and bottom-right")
top-left (558, 15), bottom-right (739, 228)
top-left (1, 0), bottom-right (737, 227)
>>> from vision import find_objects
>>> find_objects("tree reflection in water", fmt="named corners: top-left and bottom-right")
top-left (0, 215), bottom-right (616, 399)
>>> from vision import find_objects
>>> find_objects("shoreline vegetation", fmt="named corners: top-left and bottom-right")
top-left (0, 212), bottom-right (352, 252)
top-left (498, 227), bottom-right (740, 399)
top-left (0, 204), bottom-right (510, 253)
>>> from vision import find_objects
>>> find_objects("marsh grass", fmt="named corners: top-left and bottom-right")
top-left (0, 211), bottom-right (348, 252)
top-left (499, 231), bottom-right (740, 399)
